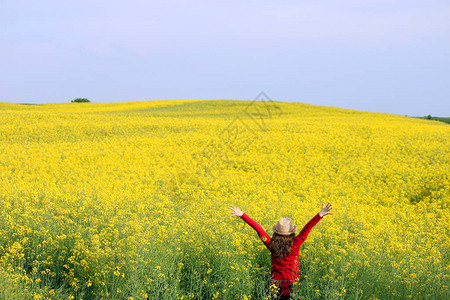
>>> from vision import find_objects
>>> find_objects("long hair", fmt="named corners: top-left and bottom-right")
top-left (268, 232), bottom-right (295, 260)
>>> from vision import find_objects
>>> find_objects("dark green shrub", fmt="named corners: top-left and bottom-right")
top-left (71, 98), bottom-right (91, 103)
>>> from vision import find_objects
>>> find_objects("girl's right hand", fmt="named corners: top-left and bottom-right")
top-left (229, 205), bottom-right (244, 217)
top-left (319, 202), bottom-right (333, 217)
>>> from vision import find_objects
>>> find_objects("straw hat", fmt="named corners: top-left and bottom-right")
top-left (272, 218), bottom-right (297, 235)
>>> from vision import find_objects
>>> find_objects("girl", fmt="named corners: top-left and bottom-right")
top-left (229, 203), bottom-right (333, 299)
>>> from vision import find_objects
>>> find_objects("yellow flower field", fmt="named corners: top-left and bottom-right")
top-left (0, 100), bottom-right (448, 299)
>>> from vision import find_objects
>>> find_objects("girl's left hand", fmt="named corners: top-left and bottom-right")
top-left (229, 205), bottom-right (244, 217)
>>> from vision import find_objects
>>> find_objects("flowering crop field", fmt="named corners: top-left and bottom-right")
top-left (0, 100), bottom-right (448, 299)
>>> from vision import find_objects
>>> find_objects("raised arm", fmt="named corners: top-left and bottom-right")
top-left (296, 213), bottom-right (322, 241)
top-left (297, 202), bottom-right (333, 241)
top-left (229, 205), bottom-right (271, 247)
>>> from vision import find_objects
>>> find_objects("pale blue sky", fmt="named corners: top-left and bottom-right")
top-left (1, 0), bottom-right (449, 116)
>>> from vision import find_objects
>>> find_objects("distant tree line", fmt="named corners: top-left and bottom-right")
top-left (71, 98), bottom-right (91, 103)
top-left (419, 115), bottom-right (450, 124)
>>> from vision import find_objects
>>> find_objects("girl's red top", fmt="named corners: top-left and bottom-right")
top-left (240, 212), bottom-right (322, 282)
